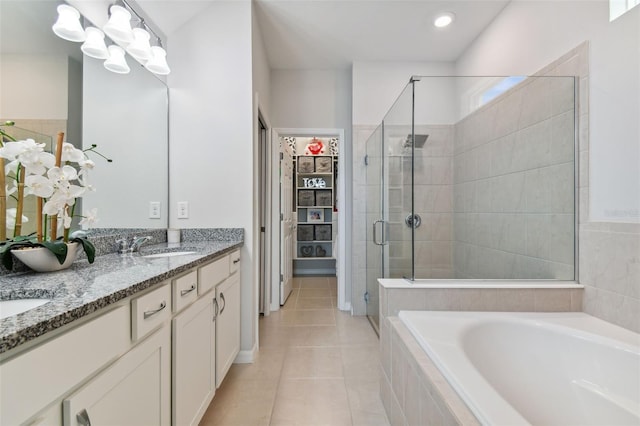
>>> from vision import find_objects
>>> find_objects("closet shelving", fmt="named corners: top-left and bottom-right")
top-left (295, 155), bottom-right (335, 260)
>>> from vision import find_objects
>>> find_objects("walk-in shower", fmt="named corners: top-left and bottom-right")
top-left (365, 75), bottom-right (577, 330)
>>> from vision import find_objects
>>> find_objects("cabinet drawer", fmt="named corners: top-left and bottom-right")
top-left (198, 255), bottom-right (229, 295)
top-left (229, 250), bottom-right (241, 274)
top-left (172, 271), bottom-right (198, 313)
top-left (132, 283), bottom-right (171, 341)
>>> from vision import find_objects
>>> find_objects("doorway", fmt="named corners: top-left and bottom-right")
top-left (270, 128), bottom-right (347, 312)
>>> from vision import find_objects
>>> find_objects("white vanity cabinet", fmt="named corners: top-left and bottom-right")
top-left (0, 248), bottom-right (242, 426)
top-left (215, 272), bottom-right (240, 388)
top-left (172, 294), bottom-right (216, 426)
top-left (62, 326), bottom-right (171, 426)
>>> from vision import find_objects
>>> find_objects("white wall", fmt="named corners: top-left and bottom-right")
top-left (168, 1), bottom-right (256, 354)
top-left (252, 7), bottom-right (271, 115)
top-left (456, 0), bottom-right (640, 223)
top-left (352, 62), bottom-right (455, 126)
top-left (271, 69), bottom-right (352, 132)
top-left (270, 68), bottom-right (353, 306)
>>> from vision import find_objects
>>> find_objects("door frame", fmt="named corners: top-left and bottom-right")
top-left (270, 128), bottom-right (348, 312)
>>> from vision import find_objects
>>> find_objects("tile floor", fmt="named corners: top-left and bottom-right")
top-left (200, 276), bottom-right (390, 426)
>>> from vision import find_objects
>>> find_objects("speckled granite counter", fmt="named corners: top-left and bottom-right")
top-left (0, 236), bottom-right (243, 354)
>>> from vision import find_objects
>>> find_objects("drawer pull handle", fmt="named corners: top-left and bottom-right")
top-left (220, 292), bottom-right (226, 314)
top-left (143, 301), bottom-right (167, 319)
top-left (213, 297), bottom-right (219, 321)
top-left (180, 284), bottom-right (196, 296)
top-left (77, 409), bottom-right (92, 426)
top-left (233, 259), bottom-right (240, 264)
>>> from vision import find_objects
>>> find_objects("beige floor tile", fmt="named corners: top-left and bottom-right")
top-left (281, 347), bottom-right (344, 378)
top-left (201, 379), bottom-right (277, 426)
top-left (299, 288), bottom-right (332, 298)
top-left (288, 325), bottom-right (340, 347)
top-left (296, 277), bottom-right (330, 288)
top-left (336, 312), bottom-right (379, 344)
top-left (204, 286), bottom-right (390, 426)
top-left (296, 297), bottom-right (334, 309)
top-left (280, 309), bottom-right (336, 326)
top-left (225, 347), bottom-right (286, 382)
top-left (341, 345), bottom-right (381, 381)
top-left (259, 326), bottom-right (292, 348)
top-left (270, 378), bottom-right (352, 426)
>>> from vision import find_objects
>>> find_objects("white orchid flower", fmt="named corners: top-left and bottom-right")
top-left (0, 140), bottom-right (28, 161)
top-left (79, 208), bottom-right (99, 228)
top-left (43, 192), bottom-right (68, 216)
top-left (79, 159), bottom-right (95, 170)
top-left (4, 159), bottom-right (20, 176)
top-left (60, 143), bottom-right (84, 163)
top-left (62, 207), bottom-right (72, 229)
top-left (22, 151), bottom-right (56, 176)
top-left (47, 165), bottom-right (79, 188)
top-left (25, 174), bottom-right (55, 198)
top-left (5, 208), bottom-right (28, 230)
top-left (16, 139), bottom-right (46, 165)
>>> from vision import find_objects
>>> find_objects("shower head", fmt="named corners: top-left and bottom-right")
top-left (402, 134), bottom-right (429, 149)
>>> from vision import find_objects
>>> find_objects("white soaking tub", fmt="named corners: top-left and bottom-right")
top-left (398, 311), bottom-right (640, 426)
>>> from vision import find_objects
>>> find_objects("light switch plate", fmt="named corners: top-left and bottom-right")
top-left (177, 201), bottom-right (189, 219)
top-left (149, 202), bottom-right (161, 219)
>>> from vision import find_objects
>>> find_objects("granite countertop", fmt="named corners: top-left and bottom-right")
top-left (0, 238), bottom-right (243, 354)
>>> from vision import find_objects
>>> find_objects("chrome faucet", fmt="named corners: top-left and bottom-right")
top-left (116, 236), bottom-right (153, 254)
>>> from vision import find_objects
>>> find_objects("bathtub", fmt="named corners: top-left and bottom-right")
top-left (398, 311), bottom-right (640, 426)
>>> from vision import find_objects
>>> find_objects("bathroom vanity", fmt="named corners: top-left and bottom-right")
top-left (0, 238), bottom-right (242, 426)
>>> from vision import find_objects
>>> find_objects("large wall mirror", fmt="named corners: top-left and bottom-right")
top-left (0, 0), bottom-right (169, 231)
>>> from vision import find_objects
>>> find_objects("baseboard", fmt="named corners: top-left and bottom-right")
top-left (339, 301), bottom-right (352, 312)
top-left (234, 342), bottom-right (258, 364)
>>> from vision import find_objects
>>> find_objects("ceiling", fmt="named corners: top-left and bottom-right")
top-left (138, 0), bottom-right (511, 69)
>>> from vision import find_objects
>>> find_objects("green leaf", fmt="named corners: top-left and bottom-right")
top-left (40, 240), bottom-right (68, 265)
top-left (72, 237), bottom-right (96, 264)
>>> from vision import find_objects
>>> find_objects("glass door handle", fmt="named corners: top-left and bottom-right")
top-left (372, 220), bottom-right (388, 246)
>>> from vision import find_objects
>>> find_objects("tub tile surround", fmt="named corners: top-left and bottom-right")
top-left (382, 316), bottom-right (480, 426)
top-left (0, 229), bottom-right (243, 354)
top-left (580, 222), bottom-right (640, 332)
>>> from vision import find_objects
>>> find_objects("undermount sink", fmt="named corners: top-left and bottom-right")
top-left (143, 251), bottom-right (197, 258)
top-left (0, 299), bottom-right (51, 320)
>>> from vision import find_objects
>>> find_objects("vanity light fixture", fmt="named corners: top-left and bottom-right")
top-left (81, 27), bottom-right (109, 59)
top-left (433, 12), bottom-right (455, 28)
top-left (52, 4), bottom-right (86, 42)
top-left (126, 26), bottom-right (152, 61)
top-left (104, 45), bottom-right (130, 74)
top-left (145, 40), bottom-right (171, 75)
top-left (103, 4), bottom-right (134, 44)
top-left (52, 1), bottom-right (170, 75)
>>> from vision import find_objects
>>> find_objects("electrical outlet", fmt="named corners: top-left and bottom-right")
top-left (177, 201), bottom-right (189, 219)
top-left (149, 201), bottom-right (161, 219)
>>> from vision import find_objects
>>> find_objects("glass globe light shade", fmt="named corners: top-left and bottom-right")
top-left (52, 4), bottom-right (86, 42)
top-left (126, 28), bottom-right (152, 61)
top-left (104, 45), bottom-right (130, 74)
top-left (145, 46), bottom-right (170, 75)
top-left (81, 27), bottom-right (109, 59)
top-left (103, 5), bottom-right (133, 44)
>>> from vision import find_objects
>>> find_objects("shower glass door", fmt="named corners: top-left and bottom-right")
top-left (365, 82), bottom-right (415, 331)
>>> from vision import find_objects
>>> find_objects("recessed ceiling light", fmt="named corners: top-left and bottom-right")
top-left (434, 12), bottom-right (455, 28)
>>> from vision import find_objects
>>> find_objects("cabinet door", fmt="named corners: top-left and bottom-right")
top-left (215, 272), bottom-right (240, 388)
top-left (63, 326), bottom-right (171, 426)
top-left (172, 294), bottom-right (216, 426)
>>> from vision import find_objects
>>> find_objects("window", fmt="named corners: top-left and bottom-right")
top-left (480, 76), bottom-right (526, 105)
top-left (610, 0), bottom-right (639, 21)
